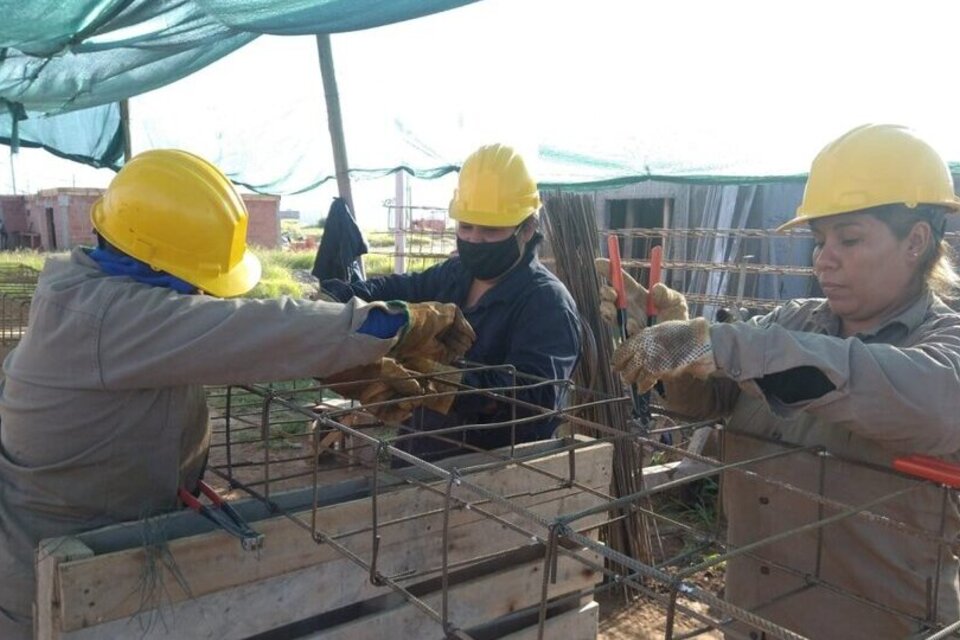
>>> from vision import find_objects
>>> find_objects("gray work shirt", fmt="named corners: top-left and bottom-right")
top-left (666, 291), bottom-right (960, 638)
top-left (0, 249), bottom-right (394, 637)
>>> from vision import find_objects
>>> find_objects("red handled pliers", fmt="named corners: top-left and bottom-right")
top-left (178, 480), bottom-right (265, 552)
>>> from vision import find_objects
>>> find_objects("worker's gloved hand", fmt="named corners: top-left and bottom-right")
top-left (612, 318), bottom-right (716, 393)
top-left (402, 356), bottom-right (462, 415)
top-left (321, 358), bottom-right (424, 424)
top-left (594, 258), bottom-right (688, 336)
top-left (314, 287), bottom-right (339, 303)
top-left (389, 301), bottom-right (476, 364)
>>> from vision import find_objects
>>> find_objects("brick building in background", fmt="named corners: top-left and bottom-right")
top-left (0, 189), bottom-right (281, 251)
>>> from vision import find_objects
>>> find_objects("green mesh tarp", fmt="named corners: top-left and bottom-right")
top-left (3, 0), bottom-right (960, 191)
top-left (0, 0), bottom-right (480, 171)
top-left (1, 103), bottom-right (122, 168)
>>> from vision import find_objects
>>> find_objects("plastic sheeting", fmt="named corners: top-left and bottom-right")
top-left (1, 104), bottom-right (123, 168)
top-left (3, 0), bottom-right (960, 192)
top-left (0, 0), bottom-right (479, 171)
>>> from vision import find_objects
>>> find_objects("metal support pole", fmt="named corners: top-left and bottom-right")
top-left (316, 33), bottom-right (363, 277)
top-left (119, 99), bottom-right (132, 162)
top-left (7, 147), bottom-right (16, 194)
top-left (315, 33), bottom-right (355, 216)
top-left (735, 254), bottom-right (755, 309)
top-left (394, 171), bottom-right (406, 274)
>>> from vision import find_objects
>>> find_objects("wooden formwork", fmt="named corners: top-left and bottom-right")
top-left (36, 439), bottom-right (614, 639)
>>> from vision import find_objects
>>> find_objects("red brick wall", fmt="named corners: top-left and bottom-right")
top-left (2, 189), bottom-right (280, 251)
top-left (242, 195), bottom-right (281, 248)
top-left (0, 195), bottom-right (28, 233)
top-left (27, 189), bottom-right (102, 250)
top-left (66, 193), bottom-right (100, 248)
top-left (25, 193), bottom-right (57, 250)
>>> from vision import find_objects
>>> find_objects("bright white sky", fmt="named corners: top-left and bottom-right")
top-left (2, 0), bottom-right (960, 227)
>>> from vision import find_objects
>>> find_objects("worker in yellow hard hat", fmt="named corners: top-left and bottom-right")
top-left (322, 143), bottom-right (581, 460)
top-left (599, 124), bottom-right (960, 637)
top-left (0, 149), bottom-right (475, 640)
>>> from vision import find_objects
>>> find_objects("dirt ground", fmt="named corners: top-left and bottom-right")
top-left (596, 578), bottom-right (724, 639)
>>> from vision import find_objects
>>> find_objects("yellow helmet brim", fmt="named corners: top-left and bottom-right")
top-left (193, 249), bottom-right (262, 298)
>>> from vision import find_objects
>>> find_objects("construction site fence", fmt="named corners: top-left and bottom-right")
top-left (377, 201), bottom-right (960, 315)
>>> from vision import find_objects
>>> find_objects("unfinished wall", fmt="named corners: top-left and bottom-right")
top-left (0, 195), bottom-right (28, 236)
top-left (0, 189), bottom-right (282, 251)
top-left (26, 189), bottom-right (101, 251)
top-left (242, 194), bottom-right (281, 248)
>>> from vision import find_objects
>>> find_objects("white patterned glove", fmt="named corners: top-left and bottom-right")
top-left (612, 318), bottom-right (716, 392)
top-left (594, 258), bottom-right (688, 336)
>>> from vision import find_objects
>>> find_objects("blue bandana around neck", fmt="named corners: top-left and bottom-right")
top-left (87, 247), bottom-right (198, 294)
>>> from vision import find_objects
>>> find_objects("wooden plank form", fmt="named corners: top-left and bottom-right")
top-left (37, 440), bottom-right (614, 639)
top-left (497, 601), bottom-right (600, 640)
top-left (305, 551), bottom-right (602, 640)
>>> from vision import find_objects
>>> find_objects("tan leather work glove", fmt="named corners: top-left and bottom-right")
top-left (388, 301), bottom-right (476, 364)
top-left (594, 258), bottom-right (688, 336)
top-left (321, 358), bottom-right (425, 424)
top-left (612, 318), bottom-right (716, 393)
top-left (402, 356), bottom-right (463, 415)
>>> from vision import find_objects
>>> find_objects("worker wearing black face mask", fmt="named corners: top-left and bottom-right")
top-left (456, 225), bottom-right (524, 281)
top-left (321, 143), bottom-right (582, 461)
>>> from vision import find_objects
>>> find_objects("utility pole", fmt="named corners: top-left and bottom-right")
top-left (315, 34), bottom-right (355, 215)
top-left (316, 33), bottom-right (363, 276)
top-left (119, 99), bottom-right (132, 162)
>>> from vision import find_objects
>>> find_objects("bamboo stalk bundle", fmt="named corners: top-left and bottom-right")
top-left (540, 191), bottom-right (654, 571)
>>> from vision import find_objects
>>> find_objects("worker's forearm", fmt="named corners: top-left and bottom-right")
top-left (711, 320), bottom-right (960, 455)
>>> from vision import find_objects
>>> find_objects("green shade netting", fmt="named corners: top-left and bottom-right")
top-left (4, 0), bottom-right (960, 192)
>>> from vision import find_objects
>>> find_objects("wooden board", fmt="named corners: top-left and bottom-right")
top-left (305, 551), bottom-right (602, 640)
top-left (39, 441), bottom-right (613, 638)
top-left (35, 538), bottom-right (94, 640)
top-left (497, 600), bottom-right (599, 640)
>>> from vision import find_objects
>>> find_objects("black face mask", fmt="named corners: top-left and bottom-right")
top-left (457, 228), bottom-right (523, 281)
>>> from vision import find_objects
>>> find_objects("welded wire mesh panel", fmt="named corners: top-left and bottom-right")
top-left (205, 367), bottom-right (635, 637)
top-left (373, 203), bottom-right (456, 276)
top-left (205, 374), bottom-right (960, 640)
top-left (0, 263), bottom-right (38, 344)
top-left (603, 228), bottom-right (960, 316)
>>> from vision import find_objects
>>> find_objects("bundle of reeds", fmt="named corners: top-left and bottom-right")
top-left (540, 191), bottom-right (655, 571)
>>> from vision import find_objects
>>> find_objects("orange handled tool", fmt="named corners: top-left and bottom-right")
top-left (608, 237), bottom-right (665, 431)
top-left (179, 481), bottom-right (265, 551)
top-left (607, 235), bottom-right (628, 339)
top-left (893, 455), bottom-right (960, 489)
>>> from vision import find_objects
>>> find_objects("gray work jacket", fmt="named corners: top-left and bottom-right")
top-left (0, 249), bottom-right (394, 637)
top-left (666, 291), bottom-right (960, 639)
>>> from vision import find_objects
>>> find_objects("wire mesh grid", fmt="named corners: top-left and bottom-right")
top-left (375, 203), bottom-right (457, 274)
top-left (204, 367), bottom-right (960, 640)
top-left (594, 228), bottom-right (960, 315)
top-left (0, 263), bottom-right (38, 345)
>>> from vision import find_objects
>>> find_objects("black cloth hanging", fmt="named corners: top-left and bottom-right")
top-left (311, 197), bottom-right (368, 282)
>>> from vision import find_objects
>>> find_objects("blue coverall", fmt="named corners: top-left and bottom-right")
top-left (322, 248), bottom-right (582, 459)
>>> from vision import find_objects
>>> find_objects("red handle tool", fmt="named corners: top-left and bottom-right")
top-left (179, 481), bottom-right (265, 551)
top-left (893, 455), bottom-right (960, 489)
top-left (608, 236), bottom-right (656, 429)
top-left (607, 235), bottom-right (627, 315)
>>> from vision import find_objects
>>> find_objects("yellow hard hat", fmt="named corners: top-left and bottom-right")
top-left (779, 124), bottom-right (960, 231)
top-left (449, 144), bottom-right (542, 227)
top-left (91, 149), bottom-right (261, 297)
